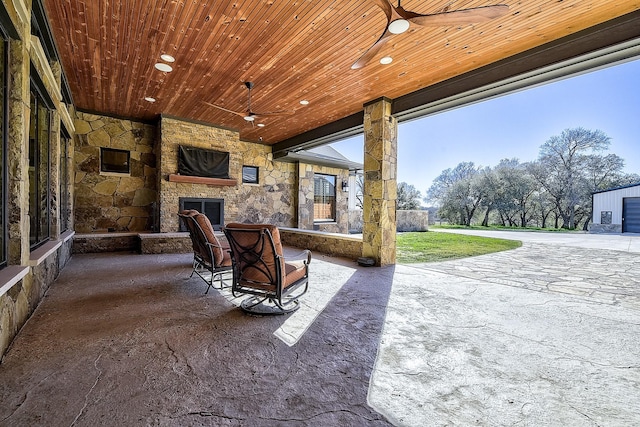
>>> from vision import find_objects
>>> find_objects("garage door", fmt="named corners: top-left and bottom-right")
top-left (622, 197), bottom-right (640, 233)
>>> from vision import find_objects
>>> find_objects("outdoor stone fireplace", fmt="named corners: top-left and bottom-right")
top-left (179, 197), bottom-right (224, 231)
top-left (157, 116), bottom-right (298, 233)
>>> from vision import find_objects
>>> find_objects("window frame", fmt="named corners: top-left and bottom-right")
top-left (242, 165), bottom-right (259, 184)
top-left (313, 173), bottom-right (337, 223)
top-left (100, 147), bottom-right (131, 175)
top-left (28, 81), bottom-right (53, 250)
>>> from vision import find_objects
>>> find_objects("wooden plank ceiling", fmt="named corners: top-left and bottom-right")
top-left (44, 0), bottom-right (639, 145)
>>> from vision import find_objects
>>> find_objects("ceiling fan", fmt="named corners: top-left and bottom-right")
top-left (352, 0), bottom-right (510, 69)
top-left (203, 81), bottom-right (294, 124)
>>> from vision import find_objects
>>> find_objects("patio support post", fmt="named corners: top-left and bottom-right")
top-left (362, 97), bottom-right (397, 266)
top-left (7, 37), bottom-right (32, 265)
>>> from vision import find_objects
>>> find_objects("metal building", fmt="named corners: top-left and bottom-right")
top-left (591, 183), bottom-right (640, 233)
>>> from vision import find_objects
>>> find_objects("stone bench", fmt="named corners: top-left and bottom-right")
top-left (73, 232), bottom-right (191, 254)
top-left (73, 228), bottom-right (364, 259)
top-left (279, 227), bottom-right (363, 260)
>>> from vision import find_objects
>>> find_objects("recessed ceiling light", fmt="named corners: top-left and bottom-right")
top-left (154, 63), bottom-right (173, 72)
top-left (300, 100), bottom-right (309, 105)
top-left (388, 19), bottom-right (410, 34)
top-left (160, 54), bottom-right (175, 62)
top-left (257, 123), bottom-right (265, 127)
top-left (144, 96), bottom-right (156, 102)
top-left (380, 56), bottom-right (393, 65)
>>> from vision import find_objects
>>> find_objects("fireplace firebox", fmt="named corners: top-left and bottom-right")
top-left (179, 198), bottom-right (224, 231)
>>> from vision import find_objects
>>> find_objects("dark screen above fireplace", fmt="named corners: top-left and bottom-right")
top-left (178, 146), bottom-right (230, 179)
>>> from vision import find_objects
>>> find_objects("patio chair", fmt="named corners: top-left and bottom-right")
top-left (223, 223), bottom-right (311, 315)
top-left (178, 210), bottom-right (232, 293)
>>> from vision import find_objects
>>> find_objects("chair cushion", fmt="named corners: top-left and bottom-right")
top-left (283, 259), bottom-right (307, 288)
top-left (194, 213), bottom-right (225, 267)
top-left (220, 249), bottom-right (232, 267)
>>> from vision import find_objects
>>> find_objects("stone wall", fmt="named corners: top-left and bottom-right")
top-left (74, 112), bottom-right (157, 233)
top-left (349, 210), bottom-right (364, 233)
top-left (397, 210), bottom-right (429, 232)
top-left (0, 1), bottom-right (77, 359)
top-left (158, 116), bottom-right (298, 232)
top-left (279, 228), bottom-right (363, 260)
top-left (1, 232), bottom-right (73, 359)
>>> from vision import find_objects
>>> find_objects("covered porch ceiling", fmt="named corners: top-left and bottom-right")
top-left (43, 1), bottom-right (640, 150)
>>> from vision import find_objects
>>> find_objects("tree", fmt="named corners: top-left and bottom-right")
top-left (534, 127), bottom-right (613, 229)
top-left (426, 162), bottom-right (483, 225)
top-left (397, 182), bottom-right (422, 210)
top-left (476, 166), bottom-right (501, 226)
top-left (495, 159), bottom-right (537, 227)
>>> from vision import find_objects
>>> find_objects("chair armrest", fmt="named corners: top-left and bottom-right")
top-left (206, 241), bottom-right (227, 250)
top-left (287, 249), bottom-right (312, 265)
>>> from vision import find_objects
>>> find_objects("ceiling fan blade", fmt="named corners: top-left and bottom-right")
top-left (351, 29), bottom-right (394, 70)
top-left (409, 5), bottom-right (509, 27)
top-left (203, 101), bottom-right (247, 118)
top-left (371, 0), bottom-right (393, 22)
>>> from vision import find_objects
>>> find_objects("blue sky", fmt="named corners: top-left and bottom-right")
top-left (331, 58), bottom-right (640, 202)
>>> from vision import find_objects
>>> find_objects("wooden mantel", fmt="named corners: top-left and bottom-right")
top-left (168, 174), bottom-right (237, 186)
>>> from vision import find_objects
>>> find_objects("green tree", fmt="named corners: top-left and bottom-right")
top-left (397, 182), bottom-right (422, 210)
top-left (427, 162), bottom-right (483, 225)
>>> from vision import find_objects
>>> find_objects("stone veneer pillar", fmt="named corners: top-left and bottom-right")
top-left (297, 163), bottom-right (314, 230)
top-left (7, 38), bottom-right (31, 265)
top-left (362, 97), bottom-right (397, 266)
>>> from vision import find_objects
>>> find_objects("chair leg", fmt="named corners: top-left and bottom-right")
top-left (203, 270), bottom-right (231, 294)
top-left (239, 295), bottom-right (300, 315)
top-left (188, 257), bottom-right (198, 278)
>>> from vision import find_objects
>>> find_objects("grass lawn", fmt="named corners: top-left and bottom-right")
top-left (397, 231), bottom-right (522, 264)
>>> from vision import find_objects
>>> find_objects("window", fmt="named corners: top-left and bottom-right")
top-left (0, 36), bottom-right (7, 268)
top-left (100, 147), bottom-right (130, 174)
top-left (29, 86), bottom-right (52, 249)
top-left (60, 130), bottom-right (70, 232)
top-left (242, 166), bottom-right (259, 184)
top-left (314, 174), bottom-right (336, 222)
top-left (601, 211), bottom-right (612, 225)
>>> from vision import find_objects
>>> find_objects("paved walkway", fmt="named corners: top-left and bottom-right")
top-left (368, 230), bottom-right (640, 426)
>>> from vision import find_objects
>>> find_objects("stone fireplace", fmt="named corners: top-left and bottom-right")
top-left (179, 197), bottom-right (224, 231)
top-left (157, 116), bottom-right (298, 233)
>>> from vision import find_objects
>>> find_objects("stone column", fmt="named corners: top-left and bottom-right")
top-left (297, 162), bottom-right (314, 230)
top-left (362, 97), bottom-right (397, 266)
top-left (7, 38), bottom-right (31, 265)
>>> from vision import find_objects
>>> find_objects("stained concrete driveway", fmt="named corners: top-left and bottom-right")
top-left (368, 230), bottom-right (640, 426)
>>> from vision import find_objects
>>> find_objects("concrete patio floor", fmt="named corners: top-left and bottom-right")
top-left (0, 231), bottom-right (639, 426)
